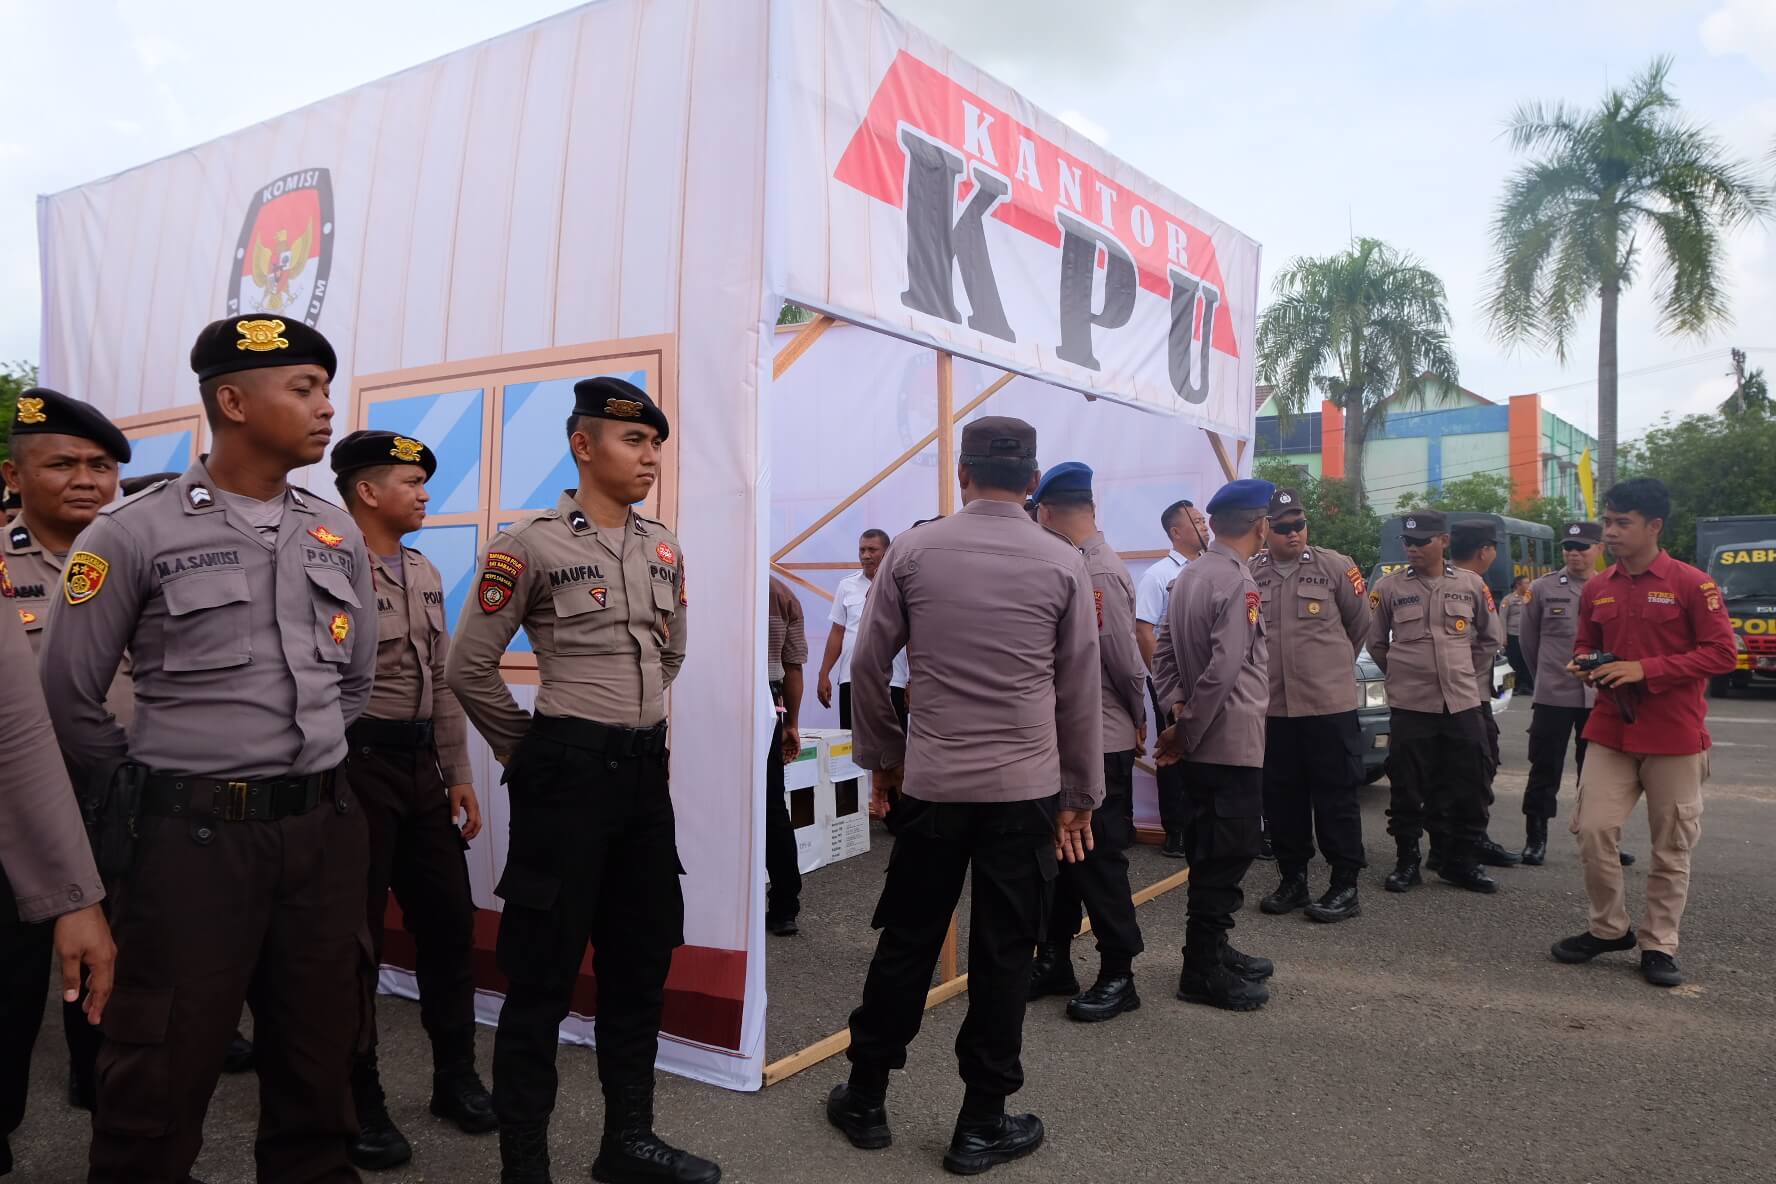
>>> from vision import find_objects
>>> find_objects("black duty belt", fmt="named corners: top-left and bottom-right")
top-left (142, 770), bottom-right (336, 823)
top-left (530, 713), bottom-right (668, 758)
top-left (348, 718), bottom-right (436, 750)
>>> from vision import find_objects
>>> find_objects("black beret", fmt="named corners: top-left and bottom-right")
top-left (9, 388), bottom-right (132, 462)
top-left (120, 472), bottom-right (180, 497)
top-left (329, 430), bottom-right (437, 480)
top-left (190, 317), bottom-right (337, 382)
top-left (572, 377), bottom-right (669, 443)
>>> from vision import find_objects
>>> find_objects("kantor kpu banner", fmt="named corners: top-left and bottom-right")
top-left (766, 0), bottom-right (1262, 440)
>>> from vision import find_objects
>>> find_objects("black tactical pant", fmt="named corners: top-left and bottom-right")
top-left (491, 718), bottom-right (683, 1128)
top-left (1524, 705), bottom-right (1591, 821)
top-left (1506, 636), bottom-right (1535, 694)
top-left (848, 794), bottom-right (1056, 1102)
top-left (1385, 708), bottom-right (1493, 851)
top-left (89, 776), bottom-right (367, 1184)
top-left (1048, 752), bottom-right (1143, 976)
top-left (1261, 712), bottom-right (1366, 874)
top-left (1181, 761), bottom-right (1262, 963)
top-left (0, 872), bottom-right (51, 1174)
top-left (764, 716), bottom-right (802, 924)
top-left (345, 730), bottom-right (478, 1050)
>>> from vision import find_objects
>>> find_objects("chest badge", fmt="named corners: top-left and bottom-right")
top-left (1453, 617), bottom-right (1468, 633)
top-left (591, 586), bottom-right (609, 608)
top-left (329, 612), bottom-right (351, 644)
top-left (1307, 600), bottom-right (1322, 615)
top-left (656, 542), bottom-right (676, 565)
top-left (63, 551), bottom-right (109, 605)
top-left (17, 608), bottom-right (36, 625)
top-left (308, 525), bottom-right (344, 548)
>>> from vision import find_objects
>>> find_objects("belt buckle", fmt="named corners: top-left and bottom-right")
top-left (223, 781), bottom-right (251, 822)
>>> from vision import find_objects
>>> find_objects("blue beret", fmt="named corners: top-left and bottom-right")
top-left (1205, 478), bottom-right (1275, 515)
top-left (1032, 460), bottom-right (1093, 504)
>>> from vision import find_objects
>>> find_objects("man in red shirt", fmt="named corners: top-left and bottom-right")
top-left (1551, 479), bottom-right (1736, 988)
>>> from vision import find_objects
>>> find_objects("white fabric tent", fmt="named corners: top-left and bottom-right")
top-left (37, 0), bottom-right (1259, 1091)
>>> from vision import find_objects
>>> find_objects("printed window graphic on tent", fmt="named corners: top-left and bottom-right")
top-left (366, 388), bottom-right (484, 515)
top-left (501, 371), bottom-right (649, 511)
top-left (406, 523), bottom-right (479, 635)
top-left (120, 429), bottom-right (193, 480)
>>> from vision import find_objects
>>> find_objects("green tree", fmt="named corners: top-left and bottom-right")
top-left (1253, 456), bottom-right (1384, 572)
top-left (1618, 406), bottom-right (1776, 564)
top-left (1724, 366), bottom-right (1768, 415)
top-left (1257, 237), bottom-right (1460, 511)
top-left (0, 361), bottom-right (39, 467)
top-left (1397, 471), bottom-right (1514, 515)
top-left (1485, 56), bottom-right (1771, 494)
top-left (777, 302), bottom-right (815, 326)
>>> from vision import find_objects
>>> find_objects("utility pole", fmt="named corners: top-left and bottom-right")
top-left (1730, 347), bottom-right (1747, 415)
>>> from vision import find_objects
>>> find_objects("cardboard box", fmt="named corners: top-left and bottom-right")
top-left (806, 729), bottom-right (864, 783)
top-left (783, 741), bottom-right (821, 791)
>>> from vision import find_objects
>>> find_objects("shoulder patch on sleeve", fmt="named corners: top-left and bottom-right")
top-left (1345, 565), bottom-right (1365, 596)
top-left (1483, 586), bottom-right (1496, 612)
top-left (478, 550), bottom-right (525, 614)
top-left (1369, 588), bottom-right (1382, 610)
top-left (1245, 589), bottom-right (1260, 625)
top-left (64, 551), bottom-right (110, 605)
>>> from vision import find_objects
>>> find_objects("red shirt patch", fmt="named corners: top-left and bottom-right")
top-left (1094, 588), bottom-right (1104, 630)
top-left (308, 525), bottom-right (344, 548)
top-left (656, 542), bottom-right (676, 565)
top-left (478, 551), bottom-right (525, 614)
top-left (1245, 589), bottom-right (1260, 625)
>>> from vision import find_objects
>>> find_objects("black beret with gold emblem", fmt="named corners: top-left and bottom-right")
top-left (571, 376), bottom-right (669, 443)
top-left (190, 317), bottom-right (338, 382)
top-left (9, 387), bottom-right (132, 462)
top-left (329, 430), bottom-right (437, 480)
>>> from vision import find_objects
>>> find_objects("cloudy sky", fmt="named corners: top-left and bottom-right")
top-left (3, 0), bottom-right (1772, 440)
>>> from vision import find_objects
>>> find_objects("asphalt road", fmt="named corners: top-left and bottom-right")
top-left (13, 688), bottom-right (1776, 1183)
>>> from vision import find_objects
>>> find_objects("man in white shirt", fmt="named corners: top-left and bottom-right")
top-left (818, 530), bottom-right (909, 810)
top-left (1135, 500), bottom-right (1206, 857)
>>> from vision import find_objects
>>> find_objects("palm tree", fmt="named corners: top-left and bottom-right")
top-left (1257, 237), bottom-right (1459, 509)
top-left (1486, 57), bottom-right (1771, 492)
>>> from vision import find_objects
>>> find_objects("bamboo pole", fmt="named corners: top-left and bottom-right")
top-left (771, 314), bottom-right (836, 381)
top-left (1203, 429), bottom-right (1239, 481)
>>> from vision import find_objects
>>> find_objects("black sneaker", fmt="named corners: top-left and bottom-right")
top-left (942, 1113), bottom-right (1044, 1176)
top-left (826, 1083), bottom-right (891, 1150)
top-left (1640, 950), bottom-right (1683, 987)
top-left (1161, 830), bottom-right (1189, 859)
top-left (1619, 850), bottom-right (1637, 867)
top-left (1550, 929), bottom-right (1638, 963)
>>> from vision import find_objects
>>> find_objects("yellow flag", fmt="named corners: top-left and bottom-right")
top-left (1577, 447), bottom-right (1596, 518)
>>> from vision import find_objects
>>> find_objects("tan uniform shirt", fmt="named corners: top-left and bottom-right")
top-left (1366, 564), bottom-right (1501, 714)
top-left (368, 548), bottom-right (473, 783)
top-left (6, 520), bottom-right (135, 726)
top-left (40, 462), bottom-right (376, 783)
top-left (445, 492), bottom-right (686, 757)
top-left (1153, 539), bottom-right (1269, 767)
top-left (1501, 591), bottom-right (1527, 637)
top-left (848, 499), bottom-right (1104, 812)
top-left (0, 592), bottom-right (102, 922)
top-left (1252, 545), bottom-right (1370, 718)
top-left (1082, 532), bottom-right (1145, 754)
top-left (1521, 570), bottom-right (1596, 710)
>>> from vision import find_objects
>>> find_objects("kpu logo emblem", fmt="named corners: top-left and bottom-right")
top-left (227, 169), bottom-right (335, 326)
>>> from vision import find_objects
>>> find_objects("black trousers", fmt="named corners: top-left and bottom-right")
top-left (1385, 708), bottom-right (1493, 851)
top-left (1524, 704), bottom-right (1591, 821)
top-left (491, 720), bottom-right (683, 1126)
top-left (1261, 713), bottom-right (1366, 874)
top-left (1047, 752), bottom-right (1143, 976)
top-left (0, 875), bottom-right (52, 1167)
top-left (764, 716), bottom-right (802, 923)
top-left (1506, 636), bottom-right (1535, 694)
top-left (1180, 762), bottom-right (1262, 961)
top-left (847, 794), bottom-right (1056, 1101)
top-left (344, 736), bottom-right (478, 1052)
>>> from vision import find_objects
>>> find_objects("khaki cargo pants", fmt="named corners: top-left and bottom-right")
top-left (1571, 743), bottom-right (1708, 956)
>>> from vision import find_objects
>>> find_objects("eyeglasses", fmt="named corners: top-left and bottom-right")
top-left (1560, 542), bottom-right (1592, 553)
top-left (1269, 519), bottom-right (1306, 535)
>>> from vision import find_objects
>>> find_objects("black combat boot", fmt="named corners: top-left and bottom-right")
top-left (1259, 868), bottom-right (1310, 915)
top-left (1161, 829), bottom-right (1189, 859)
top-left (222, 1028), bottom-right (255, 1074)
top-left (826, 1082), bottom-right (892, 1149)
top-left (1220, 944), bottom-right (1274, 981)
top-left (429, 1025), bottom-right (498, 1134)
top-left (1026, 943), bottom-right (1078, 1000)
top-left (1065, 972), bottom-right (1140, 1023)
top-left (1176, 955), bottom-right (1270, 1012)
top-left (1304, 868), bottom-right (1361, 923)
top-left (1522, 816), bottom-right (1549, 866)
top-left (591, 1084), bottom-right (721, 1183)
top-left (348, 1050), bottom-right (414, 1171)
top-left (1384, 841), bottom-right (1422, 893)
top-left (1475, 833), bottom-right (1523, 867)
top-left (499, 1121), bottom-right (553, 1184)
top-left (1424, 838), bottom-right (1444, 874)
top-left (1436, 845), bottom-right (1499, 894)
top-left (943, 1112), bottom-right (1045, 1175)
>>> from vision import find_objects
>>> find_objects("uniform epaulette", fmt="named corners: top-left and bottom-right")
top-left (101, 479), bottom-right (174, 516)
top-left (500, 508), bottom-right (561, 538)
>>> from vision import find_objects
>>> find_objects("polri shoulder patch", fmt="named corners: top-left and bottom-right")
top-left (64, 551), bottom-right (109, 605)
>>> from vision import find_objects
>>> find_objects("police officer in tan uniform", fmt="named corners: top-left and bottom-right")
top-left (1251, 487), bottom-right (1371, 923)
top-left (1027, 462), bottom-right (1146, 1023)
top-left (0, 388), bottom-right (132, 1113)
top-left (1153, 478), bottom-right (1275, 1012)
top-left (824, 417), bottom-right (1102, 1177)
top-left (1366, 510), bottom-right (1504, 895)
top-left (330, 431), bottom-right (495, 1170)
top-left (0, 583), bottom-right (115, 1178)
top-left (445, 378), bottom-right (715, 1184)
top-left (41, 317), bottom-right (375, 1183)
